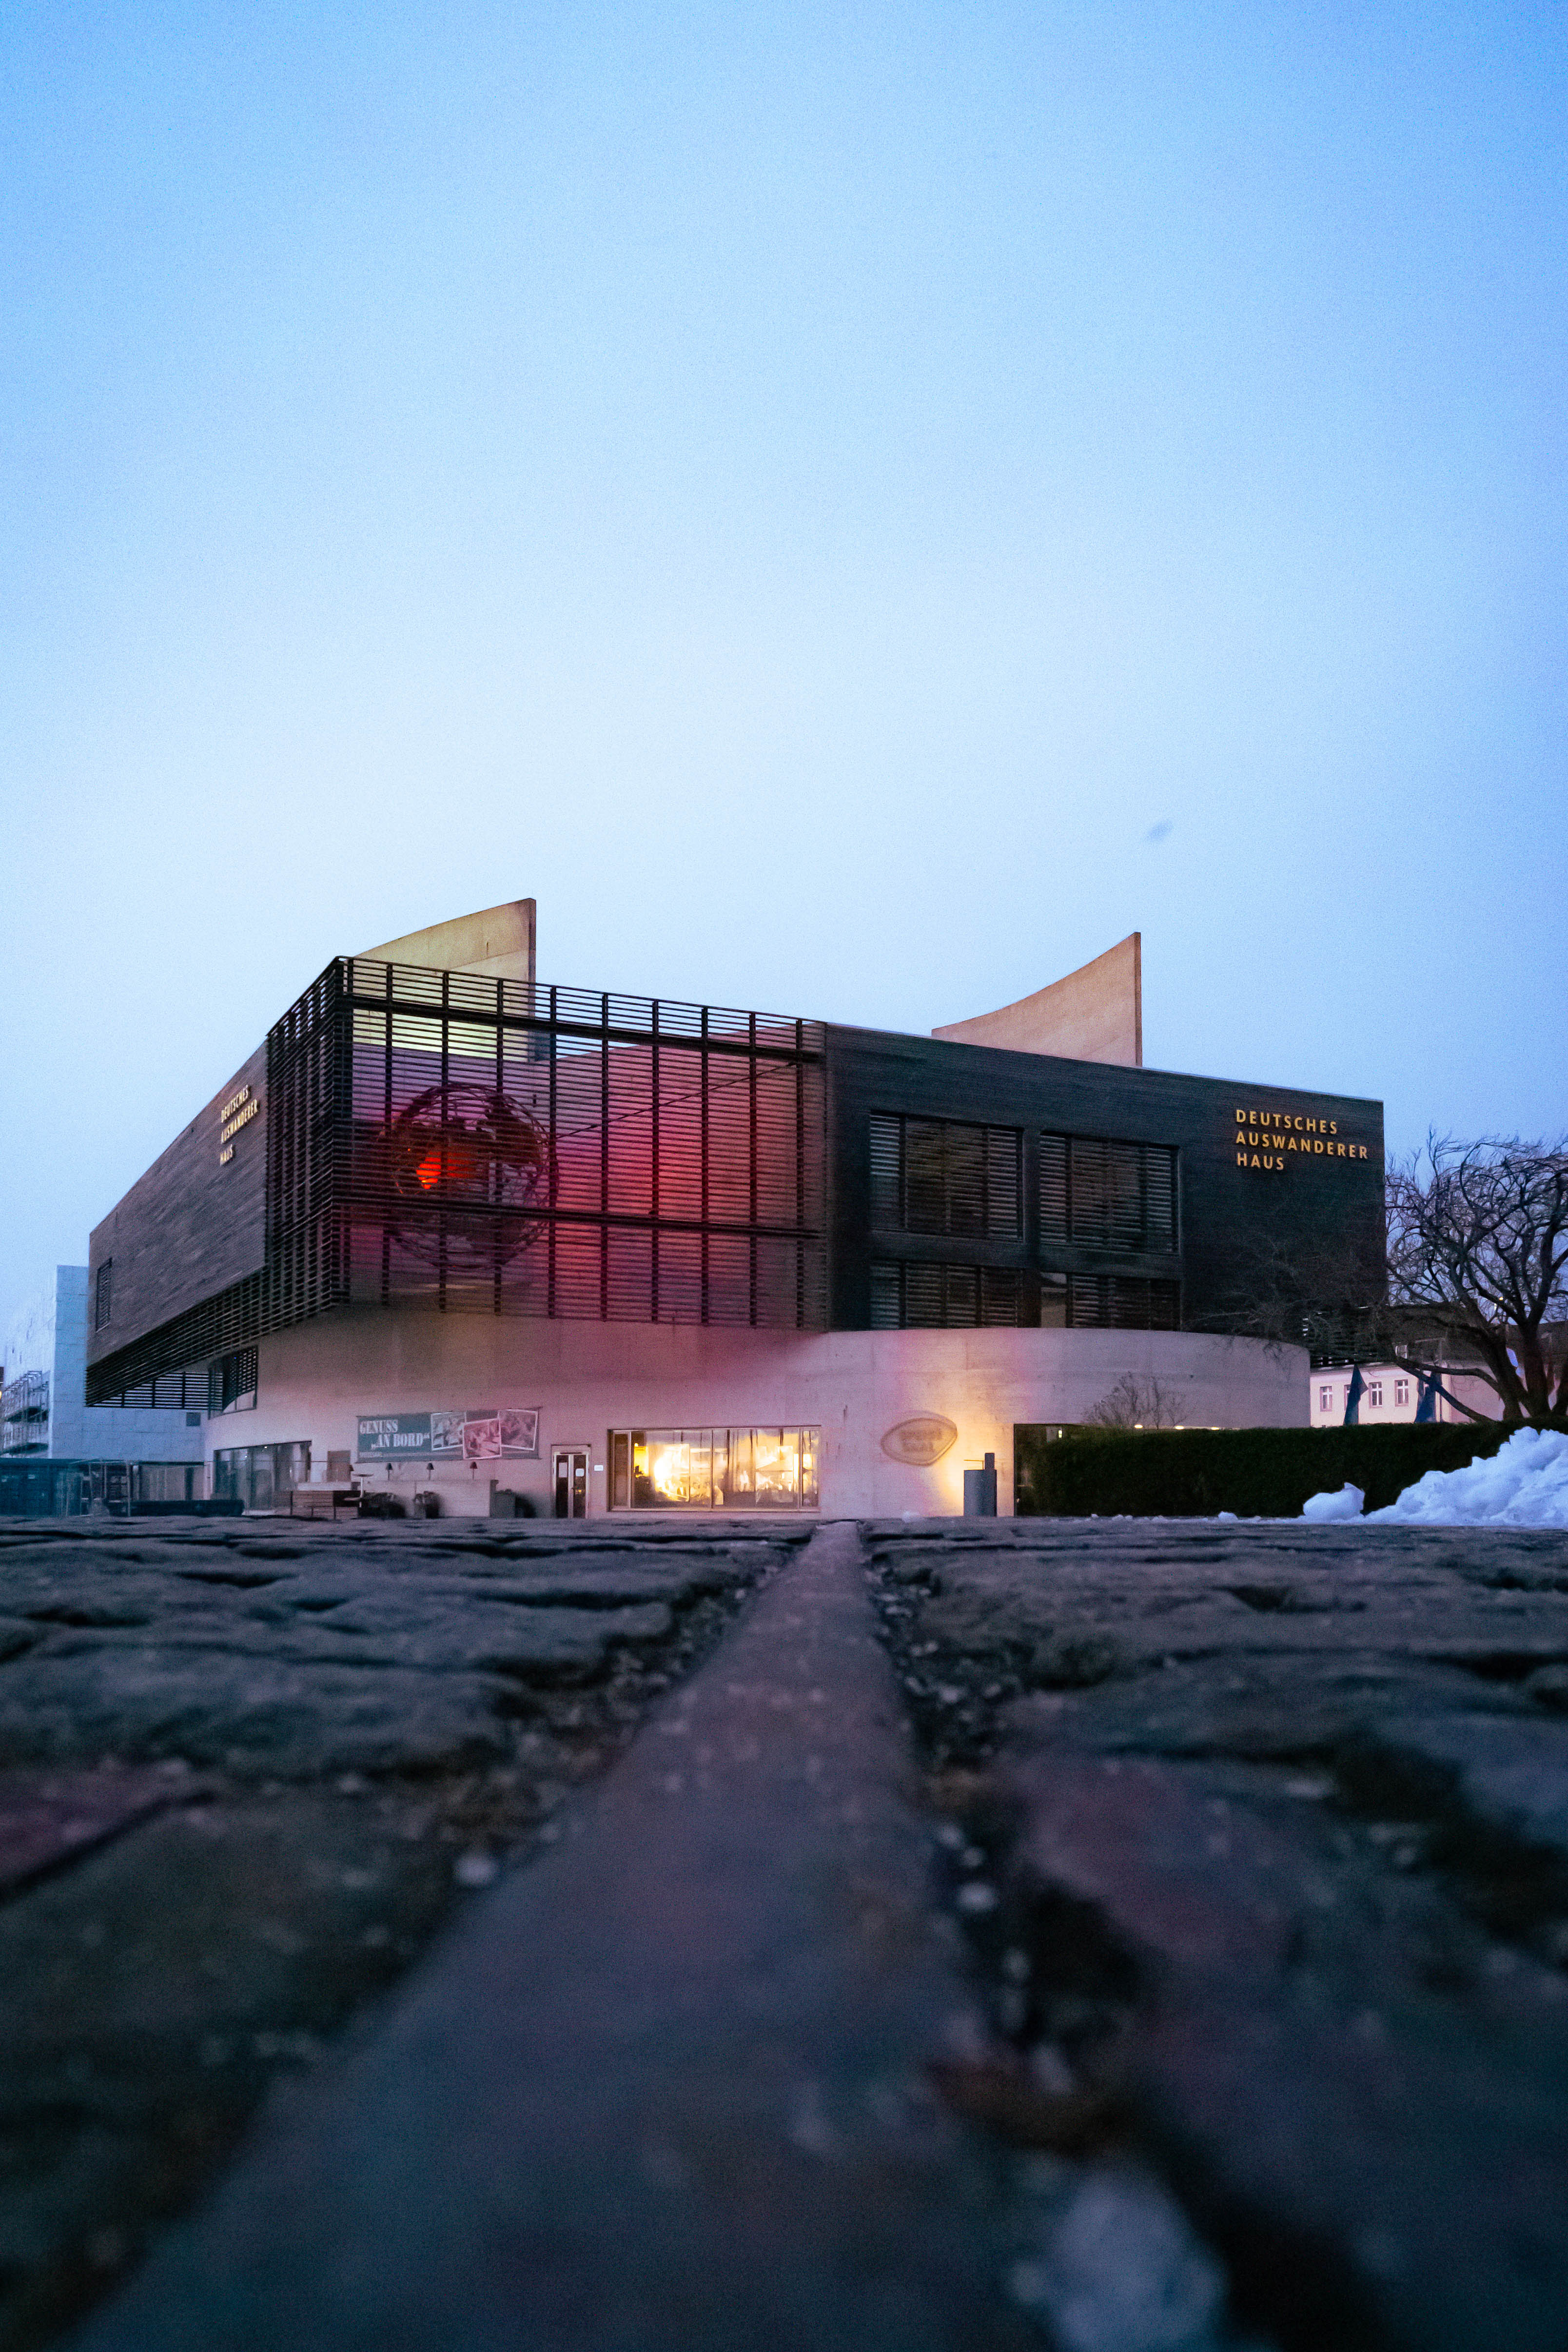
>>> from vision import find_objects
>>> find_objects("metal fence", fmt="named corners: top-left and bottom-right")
top-left (0, 1460), bottom-right (203, 1517)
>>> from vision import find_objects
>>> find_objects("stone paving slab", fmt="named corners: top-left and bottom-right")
top-left (1008, 1748), bottom-right (1568, 2352)
top-left (62, 1524), bottom-right (1041, 2352)
top-left (0, 1770), bottom-right (178, 1899)
top-left (0, 1523), bottom-right (783, 1782)
top-left (867, 1519), bottom-right (1568, 2352)
top-left (10, 1513), bottom-right (1568, 2352)
top-left (0, 1516), bottom-right (796, 2351)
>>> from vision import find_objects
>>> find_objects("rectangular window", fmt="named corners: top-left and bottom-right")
top-left (136, 1465), bottom-right (198, 1507)
top-left (870, 1261), bottom-right (1025, 1329)
top-left (1395, 1378), bottom-right (1410, 1408)
top-left (1064, 1274), bottom-right (1181, 1331)
top-left (1319, 1385), bottom-right (1333, 1413)
top-left (1039, 1134), bottom-right (1177, 1254)
top-left (870, 1114), bottom-right (1021, 1238)
top-left (1368, 1380), bottom-right (1384, 1409)
top-left (872, 1262), bottom-right (1176, 1331)
top-left (207, 1346), bottom-right (258, 1414)
top-left (607, 1429), bottom-right (819, 1509)
top-left (95, 1260), bottom-right (112, 1330)
top-left (211, 1441), bottom-right (308, 1510)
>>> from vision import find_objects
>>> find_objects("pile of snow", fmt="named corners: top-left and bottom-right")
top-left (1302, 1482), bottom-right (1364, 1523)
top-left (1300, 1428), bottom-right (1568, 1529)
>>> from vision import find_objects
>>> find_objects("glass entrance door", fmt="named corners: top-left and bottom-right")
top-left (552, 1448), bottom-right (588, 1518)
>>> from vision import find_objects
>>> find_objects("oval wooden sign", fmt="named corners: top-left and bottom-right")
top-left (880, 1414), bottom-right (958, 1468)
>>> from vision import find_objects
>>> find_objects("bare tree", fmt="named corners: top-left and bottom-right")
top-left (1084, 1372), bottom-right (1184, 1430)
top-left (1384, 1136), bottom-right (1568, 1426)
top-left (1205, 1134), bottom-right (1568, 1428)
top-left (1206, 1221), bottom-right (1387, 1366)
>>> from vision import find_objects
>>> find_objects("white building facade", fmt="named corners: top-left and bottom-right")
top-left (1308, 1362), bottom-right (1502, 1429)
top-left (1, 1267), bottom-right (205, 1466)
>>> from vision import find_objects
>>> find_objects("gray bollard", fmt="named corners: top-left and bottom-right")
top-left (962, 1451), bottom-right (997, 1516)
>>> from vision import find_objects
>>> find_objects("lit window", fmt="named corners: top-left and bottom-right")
top-left (608, 1429), bottom-right (819, 1509)
top-left (1395, 1378), bottom-right (1410, 1408)
top-left (1368, 1380), bottom-right (1383, 1409)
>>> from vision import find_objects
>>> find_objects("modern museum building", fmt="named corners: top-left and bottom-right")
top-left (84, 902), bottom-right (1385, 1517)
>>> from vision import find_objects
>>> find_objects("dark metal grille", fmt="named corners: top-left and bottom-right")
top-left (87, 1271), bottom-right (266, 1403)
top-left (94, 1370), bottom-right (206, 1412)
top-left (88, 960), bottom-right (827, 1398)
top-left (1039, 1133), bottom-right (1177, 1254)
top-left (870, 1114), bottom-right (1021, 1238)
top-left (331, 961), bottom-right (825, 1328)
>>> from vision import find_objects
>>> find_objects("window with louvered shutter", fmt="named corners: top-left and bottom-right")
top-left (1039, 1133), bottom-right (1177, 1254)
top-left (903, 1261), bottom-right (947, 1327)
top-left (870, 1259), bottom-right (1027, 1329)
top-left (870, 1114), bottom-right (1021, 1237)
top-left (869, 1260), bottom-right (901, 1330)
top-left (1039, 1134), bottom-right (1069, 1242)
top-left (869, 1115), bottom-right (901, 1229)
top-left (1144, 1278), bottom-right (1181, 1330)
top-left (905, 1120), bottom-right (949, 1234)
top-left (1066, 1274), bottom-right (1181, 1330)
top-left (980, 1267), bottom-right (1023, 1325)
top-left (985, 1127), bottom-right (1020, 1236)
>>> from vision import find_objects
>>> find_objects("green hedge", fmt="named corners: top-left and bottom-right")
top-left (1013, 1421), bottom-right (1516, 1520)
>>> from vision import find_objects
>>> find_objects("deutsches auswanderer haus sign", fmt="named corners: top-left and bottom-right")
top-left (1233, 1107), bottom-right (1371, 1176)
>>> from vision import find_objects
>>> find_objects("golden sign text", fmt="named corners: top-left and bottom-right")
top-left (1233, 1107), bottom-right (1369, 1175)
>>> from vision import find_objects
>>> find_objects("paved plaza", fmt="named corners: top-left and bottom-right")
top-left (0, 1514), bottom-right (1565, 2351)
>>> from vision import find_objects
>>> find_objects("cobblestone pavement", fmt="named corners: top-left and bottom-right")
top-left (3, 1515), bottom-right (1568, 2352)
top-left (0, 1516), bottom-right (799, 2351)
top-left (867, 1518), bottom-right (1568, 2352)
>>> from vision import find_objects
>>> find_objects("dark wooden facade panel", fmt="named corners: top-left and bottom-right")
top-left (86, 1044), bottom-right (269, 1370)
top-left (822, 1024), bottom-right (1384, 1332)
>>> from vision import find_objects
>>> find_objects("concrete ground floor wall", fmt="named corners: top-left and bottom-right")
top-left (218, 1312), bottom-right (1309, 1518)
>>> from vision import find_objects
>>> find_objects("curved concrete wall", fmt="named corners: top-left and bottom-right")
top-left (226, 1313), bottom-right (1306, 1519)
top-left (932, 933), bottom-right (1141, 1066)
top-left (360, 899), bottom-right (536, 989)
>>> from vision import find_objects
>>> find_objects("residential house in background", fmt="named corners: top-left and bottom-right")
top-left (1308, 1362), bottom-right (1501, 1429)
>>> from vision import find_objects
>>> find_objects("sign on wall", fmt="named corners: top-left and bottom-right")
top-left (880, 1414), bottom-right (958, 1467)
top-left (1231, 1105), bottom-right (1371, 1176)
top-left (356, 1409), bottom-right (541, 1463)
top-left (218, 1083), bottom-right (261, 1167)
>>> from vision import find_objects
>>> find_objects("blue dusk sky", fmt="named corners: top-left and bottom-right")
top-left (2, 0), bottom-right (1565, 1302)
